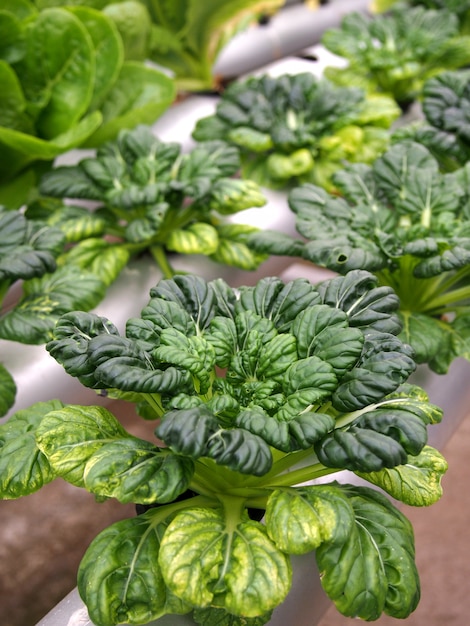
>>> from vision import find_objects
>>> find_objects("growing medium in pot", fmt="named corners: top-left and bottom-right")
top-left (0, 271), bottom-right (447, 625)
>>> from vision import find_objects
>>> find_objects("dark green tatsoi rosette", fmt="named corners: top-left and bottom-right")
top-left (250, 141), bottom-right (470, 374)
top-left (192, 72), bottom-right (400, 191)
top-left (321, 6), bottom-right (470, 108)
top-left (38, 124), bottom-right (268, 277)
top-left (0, 271), bottom-right (447, 625)
top-left (392, 69), bottom-right (470, 171)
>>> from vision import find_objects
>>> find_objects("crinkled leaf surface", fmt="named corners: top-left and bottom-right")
top-left (283, 141), bottom-right (470, 371)
top-left (0, 363), bottom-right (16, 418)
top-left (0, 207), bottom-right (65, 281)
top-left (193, 72), bottom-right (398, 188)
top-left (150, 273), bottom-right (226, 332)
top-left (156, 406), bottom-right (273, 476)
top-left (265, 485), bottom-right (354, 555)
top-left (0, 265), bottom-right (106, 344)
top-left (322, 7), bottom-right (470, 105)
top-left (78, 512), bottom-right (189, 626)
top-left (35, 404), bottom-right (130, 487)
top-left (193, 607), bottom-right (272, 626)
top-left (0, 400), bottom-right (63, 497)
top-left (46, 310), bottom-right (120, 387)
top-left (316, 485), bottom-right (420, 620)
top-left (316, 388), bottom-right (441, 471)
top-left (159, 507), bottom-right (292, 616)
top-left (83, 439), bottom-right (194, 504)
top-left (47, 272), bottom-right (423, 476)
top-left (356, 445), bottom-right (448, 506)
top-left (236, 276), bottom-right (322, 333)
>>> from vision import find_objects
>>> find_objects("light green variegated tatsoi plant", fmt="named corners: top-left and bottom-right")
top-left (37, 124), bottom-right (268, 282)
top-left (192, 72), bottom-right (400, 191)
top-left (0, 271), bottom-right (447, 625)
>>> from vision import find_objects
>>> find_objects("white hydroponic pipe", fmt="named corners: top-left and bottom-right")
top-left (213, 0), bottom-right (371, 80)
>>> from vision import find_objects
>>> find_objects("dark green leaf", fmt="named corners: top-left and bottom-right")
top-left (237, 277), bottom-right (321, 333)
top-left (0, 266), bottom-right (107, 344)
top-left (291, 305), bottom-right (364, 376)
top-left (207, 428), bottom-right (272, 476)
top-left (316, 427), bottom-right (408, 472)
top-left (150, 274), bottom-right (219, 332)
top-left (332, 332), bottom-right (416, 411)
top-left (84, 441), bottom-right (194, 504)
top-left (0, 208), bottom-right (65, 281)
top-left (47, 310), bottom-right (120, 387)
top-left (317, 271), bottom-right (402, 334)
top-left (0, 363), bottom-right (16, 418)
top-left (78, 512), bottom-right (189, 626)
top-left (193, 607), bottom-right (272, 626)
top-left (156, 406), bottom-right (219, 458)
top-left (317, 485), bottom-right (419, 619)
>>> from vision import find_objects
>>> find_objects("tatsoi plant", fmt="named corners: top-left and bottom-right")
top-left (321, 6), bottom-right (470, 109)
top-left (250, 141), bottom-right (470, 373)
top-left (0, 207), bottom-right (64, 415)
top-left (0, 1), bottom-right (175, 207)
top-left (192, 73), bottom-right (400, 191)
top-left (0, 271), bottom-right (448, 625)
top-left (0, 205), bottom-right (108, 413)
top-left (392, 70), bottom-right (470, 171)
top-left (371, 1), bottom-right (470, 34)
top-left (0, 211), bottom-right (108, 347)
top-left (37, 124), bottom-right (267, 280)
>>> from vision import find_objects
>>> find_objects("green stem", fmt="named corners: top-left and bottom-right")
top-left (145, 393), bottom-right (165, 417)
top-left (426, 284), bottom-right (470, 312)
top-left (259, 462), bottom-right (340, 489)
top-left (425, 265), bottom-right (470, 294)
top-left (150, 245), bottom-right (176, 279)
top-left (147, 494), bottom-right (219, 526)
top-left (243, 448), bottom-right (316, 488)
top-left (192, 459), bottom-right (239, 493)
top-left (0, 279), bottom-right (11, 313)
